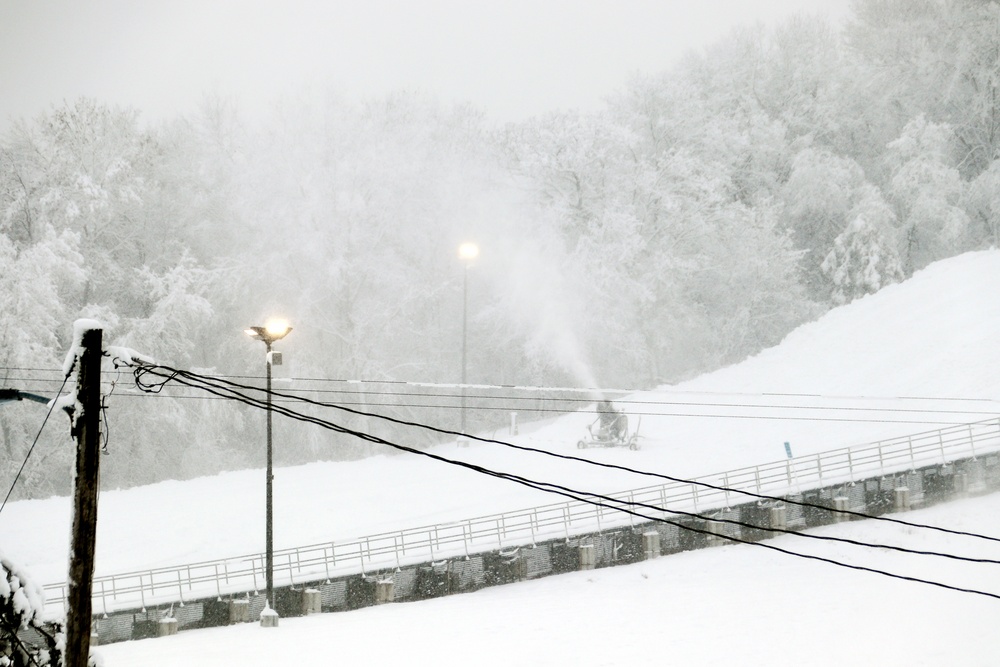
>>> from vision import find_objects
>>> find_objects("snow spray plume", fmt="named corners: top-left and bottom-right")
top-left (495, 234), bottom-right (600, 393)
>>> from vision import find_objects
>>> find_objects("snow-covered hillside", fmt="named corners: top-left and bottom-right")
top-left (3, 250), bottom-right (1000, 592)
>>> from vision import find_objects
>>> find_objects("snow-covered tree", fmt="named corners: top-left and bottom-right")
top-left (965, 159), bottom-right (1000, 248)
top-left (0, 227), bottom-right (84, 496)
top-left (821, 213), bottom-right (904, 305)
top-left (781, 146), bottom-right (867, 296)
top-left (0, 555), bottom-right (64, 667)
top-left (887, 115), bottom-right (971, 272)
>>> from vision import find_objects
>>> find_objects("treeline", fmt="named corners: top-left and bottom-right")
top-left (2, 0), bottom-right (998, 496)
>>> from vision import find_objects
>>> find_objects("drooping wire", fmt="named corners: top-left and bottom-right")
top-left (208, 380), bottom-right (1000, 598)
top-left (142, 364), bottom-right (998, 566)
top-left (126, 362), bottom-right (1000, 598)
top-left (133, 363), bottom-right (1000, 549)
top-left (129, 362), bottom-right (1000, 545)
top-left (0, 369), bottom-right (73, 516)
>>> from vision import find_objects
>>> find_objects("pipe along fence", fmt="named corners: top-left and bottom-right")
top-left (42, 417), bottom-right (1000, 618)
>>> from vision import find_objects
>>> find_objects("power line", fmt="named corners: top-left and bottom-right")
top-left (10, 381), bottom-right (995, 428)
top-left (124, 361), bottom-right (1000, 598)
top-left (139, 362), bottom-right (1000, 545)
top-left (195, 382), bottom-right (1000, 597)
top-left (77, 394), bottom-right (1000, 426)
top-left (127, 361), bottom-right (1000, 543)
top-left (7, 364), bottom-right (1000, 411)
top-left (0, 371), bottom-right (73, 516)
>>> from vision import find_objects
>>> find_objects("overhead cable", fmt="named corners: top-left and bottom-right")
top-left (125, 362), bottom-right (1000, 545)
top-left (122, 361), bottom-right (1000, 598)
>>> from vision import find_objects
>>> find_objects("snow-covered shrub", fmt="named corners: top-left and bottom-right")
top-left (0, 555), bottom-right (63, 667)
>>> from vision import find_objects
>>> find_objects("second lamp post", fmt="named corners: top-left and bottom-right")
top-left (458, 242), bottom-right (478, 436)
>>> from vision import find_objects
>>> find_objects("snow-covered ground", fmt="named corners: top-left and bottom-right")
top-left (93, 495), bottom-right (1000, 666)
top-left (3, 250), bottom-right (1000, 665)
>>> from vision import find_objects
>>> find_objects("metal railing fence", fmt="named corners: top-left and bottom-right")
top-left (43, 417), bottom-right (1000, 615)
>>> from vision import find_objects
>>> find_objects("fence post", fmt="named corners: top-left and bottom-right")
top-left (302, 588), bottom-right (322, 615)
top-left (643, 531), bottom-right (660, 560)
top-left (706, 519), bottom-right (724, 544)
top-left (578, 544), bottom-right (596, 570)
top-left (229, 598), bottom-right (250, 623)
top-left (375, 579), bottom-right (395, 604)
top-left (157, 616), bottom-right (178, 637)
top-left (954, 470), bottom-right (969, 498)
top-left (99, 580), bottom-right (108, 618)
top-left (894, 487), bottom-right (911, 512)
top-left (769, 505), bottom-right (787, 532)
top-left (833, 496), bottom-right (850, 523)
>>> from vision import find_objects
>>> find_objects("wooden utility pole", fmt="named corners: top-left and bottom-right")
top-left (65, 326), bottom-right (102, 667)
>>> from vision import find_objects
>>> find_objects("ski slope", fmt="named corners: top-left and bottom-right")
top-left (3, 250), bottom-right (1000, 665)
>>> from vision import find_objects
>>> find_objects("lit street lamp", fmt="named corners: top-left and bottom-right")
top-left (244, 320), bottom-right (292, 618)
top-left (458, 242), bottom-right (479, 436)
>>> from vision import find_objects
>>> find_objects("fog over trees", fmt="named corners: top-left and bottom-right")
top-left (2, 0), bottom-right (997, 497)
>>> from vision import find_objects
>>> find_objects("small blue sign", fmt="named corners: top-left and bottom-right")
top-left (784, 441), bottom-right (793, 459)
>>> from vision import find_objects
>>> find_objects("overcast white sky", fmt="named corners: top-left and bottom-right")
top-left (0, 0), bottom-right (850, 130)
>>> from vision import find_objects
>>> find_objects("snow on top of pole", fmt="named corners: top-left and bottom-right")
top-left (60, 319), bottom-right (156, 374)
top-left (62, 318), bottom-right (104, 378)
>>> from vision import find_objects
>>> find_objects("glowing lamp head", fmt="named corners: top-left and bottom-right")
top-left (265, 320), bottom-right (291, 339)
top-left (458, 242), bottom-right (479, 262)
top-left (245, 320), bottom-right (292, 344)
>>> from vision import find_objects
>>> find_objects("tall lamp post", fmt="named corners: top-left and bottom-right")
top-left (458, 242), bottom-right (479, 436)
top-left (244, 320), bottom-right (292, 617)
